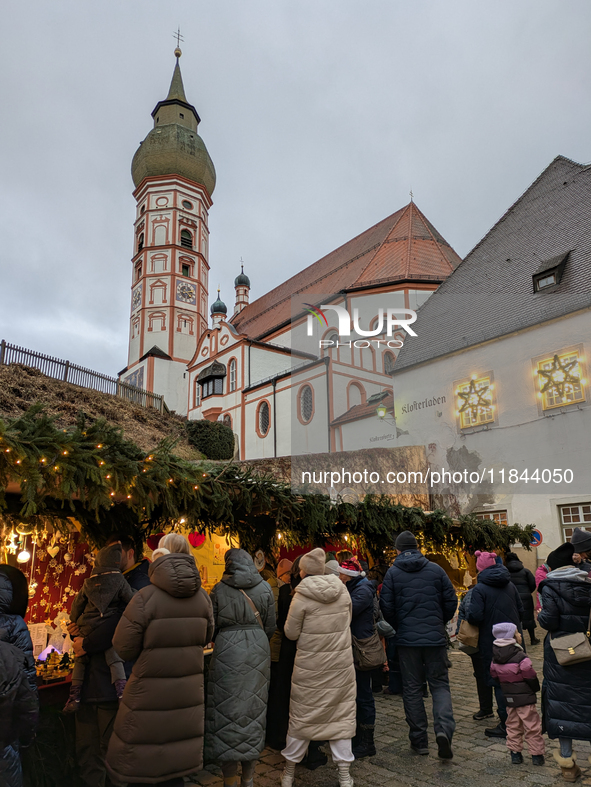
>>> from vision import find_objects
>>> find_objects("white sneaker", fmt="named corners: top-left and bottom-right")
top-left (337, 762), bottom-right (354, 787)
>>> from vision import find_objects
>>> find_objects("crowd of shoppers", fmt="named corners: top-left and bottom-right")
top-left (2, 525), bottom-right (591, 785)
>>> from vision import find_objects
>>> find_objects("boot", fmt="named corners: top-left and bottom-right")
top-left (511, 751), bottom-right (523, 764)
top-left (302, 741), bottom-right (328, 770)
top-left (352, 725), bottom-right (376, 759)
top-left (553, 751), bottom-right (582, 782)
top-left (63, 683), bottom-right (83, 713)
top-left (472, 709), bottom-right (494, 720)
top-left (484, 721), bottom-right (507, 738)
top-left (337, 762), bottom-right (354, 787)
top-left (281, 761), bottom-right (296, 787)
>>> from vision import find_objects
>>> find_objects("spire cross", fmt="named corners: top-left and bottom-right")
top-left (173, 27), bottom-right (184, 50)
top-left (409, 188), bottom-right (414, 202)
top-left (240, 256), bottom-right (244, 272)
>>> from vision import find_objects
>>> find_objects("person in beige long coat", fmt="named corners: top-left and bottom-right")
top-left (281, 548), bottom-right (356, 787)
top-left (106, 534), bottom-right (214, 786)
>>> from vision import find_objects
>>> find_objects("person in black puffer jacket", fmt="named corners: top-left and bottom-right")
top-left (340, 557), bottom-right (378, 760)
top-left (538, 542), bottom-right (591, 783)
top-left (505, 553), bottom-right (539, 645)
top-left (380, 532), bottom-right (457, 760)
top-left (0, 640), bottom-right (39, 787)
top-left (0, 565), bottom-right (38, 787)
top-left (467, 551), bottom-right (524, 739)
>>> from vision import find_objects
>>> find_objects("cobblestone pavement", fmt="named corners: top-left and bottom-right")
top-left (188, 639), bottom-right (591, 787)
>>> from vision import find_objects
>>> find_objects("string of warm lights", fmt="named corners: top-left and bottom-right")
top-left (0, 406), bottom-right (535, 560)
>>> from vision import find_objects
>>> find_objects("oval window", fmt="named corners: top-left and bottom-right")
top-left (182, 200), bottom-right (193, 210)
top-left (299, 385), bottom-right (313, 423)
top-left (258, 401), bottom-right (270, 436)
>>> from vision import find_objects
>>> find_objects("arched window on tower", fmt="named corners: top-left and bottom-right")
top-left (180, 229), bottom-right (193, 249)
top-left (137, 233), bottom-right (144, 252)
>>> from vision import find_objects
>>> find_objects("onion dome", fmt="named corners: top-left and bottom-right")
top-left (210, 289), bottom-right (227, 315)
top-left (234, 264), bottom-right (250, 287)
top-left (131, 50), bottom-right (216, 196)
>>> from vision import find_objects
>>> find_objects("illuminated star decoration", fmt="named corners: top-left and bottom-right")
top-left (457, 379), bottom-right (492, 418)
top-left (537, 354), bottom-right (580, 399)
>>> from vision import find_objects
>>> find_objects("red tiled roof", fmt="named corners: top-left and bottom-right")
top-left (231, 202), bottom-right (460, 340)
top-left (331, 392), bottom-right (394, 426)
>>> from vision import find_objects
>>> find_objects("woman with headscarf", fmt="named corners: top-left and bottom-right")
top-left (538, 542), bottom-right (591, 782)
top-left (205, 549), bottom-right (276, 787)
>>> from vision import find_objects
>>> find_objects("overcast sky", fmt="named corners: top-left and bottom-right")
top-left (1, 0), bottom-right (590, 377)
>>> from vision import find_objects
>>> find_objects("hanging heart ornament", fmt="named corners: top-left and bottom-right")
top-left (47, 545), bottom-right (60, 558)
top-left (188, 532), bottom-right (206, 549)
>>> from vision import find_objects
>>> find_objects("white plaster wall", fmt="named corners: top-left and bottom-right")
top-left (152, 358), bottom-right (189, 415)
top-left (390, 311), bottom-right (591, 546)
top-left (249, 346), bottom-right (293, 386)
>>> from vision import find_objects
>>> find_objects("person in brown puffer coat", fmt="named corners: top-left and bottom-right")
top-left (105, 534), bottom-right (214, 786)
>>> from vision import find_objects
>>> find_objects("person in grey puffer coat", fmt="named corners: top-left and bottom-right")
top-left (0, 565), bottom-right (38, 787)
top-left (205, 549), bottom-right (276, 787)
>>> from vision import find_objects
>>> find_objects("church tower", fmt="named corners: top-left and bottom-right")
top-left (121, 47), bottom-right (216, 414)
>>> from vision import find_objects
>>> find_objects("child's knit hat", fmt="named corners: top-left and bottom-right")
top-left (492, 622), bottom-right (516, 640)
top-left (475, 550), bottom-right (497, 572)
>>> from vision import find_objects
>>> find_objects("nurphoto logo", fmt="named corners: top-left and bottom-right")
top-left (305, 304), bottom-right (418, 349)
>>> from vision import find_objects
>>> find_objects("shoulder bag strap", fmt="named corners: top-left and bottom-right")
top-left (239, 589), bottom-right (265, 630)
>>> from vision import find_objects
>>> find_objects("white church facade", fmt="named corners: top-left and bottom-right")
top-left (119, 51), bottom-right (462, 459)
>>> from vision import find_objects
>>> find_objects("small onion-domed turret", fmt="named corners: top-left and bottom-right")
top-left (233, 264), bottom-right (250, 316)
top-left (211, 289), bottom-right (227, 316)
top-left (234, 266), bottom-right (251, 288)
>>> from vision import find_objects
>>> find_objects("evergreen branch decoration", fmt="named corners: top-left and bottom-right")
top-left (0, 407), bottom-right (535, 557)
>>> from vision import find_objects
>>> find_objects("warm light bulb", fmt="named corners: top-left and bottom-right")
top-left (17, 550), bottom-right (31, 563)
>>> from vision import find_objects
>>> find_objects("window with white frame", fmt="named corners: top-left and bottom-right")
top-left (475, 511), bottom-right (508, 525)
top-left (455, 375), bottom-right (495, 429)
top-left (560, 504), bottom-right (591, 541)
top-left (229, 359), bottom-right (237, 392)
top-left (536, 350), bottom-right (585, 410)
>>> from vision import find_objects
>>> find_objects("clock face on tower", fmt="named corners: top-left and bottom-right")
top-left (176, 281), bottom-right (196, 304)
top-left (132, 285), bottom-right (142, 311)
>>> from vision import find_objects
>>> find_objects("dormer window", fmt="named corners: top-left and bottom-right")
top-left (198, 360), bottom-right (226, 399)
top-left (533, 251), bottom-right (569, 292)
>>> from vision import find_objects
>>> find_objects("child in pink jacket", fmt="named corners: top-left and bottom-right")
top-left (489, 622), bottom-right (545, 765)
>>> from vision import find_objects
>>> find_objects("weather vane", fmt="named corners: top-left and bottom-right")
top-left (173, 26), bottom-right (184, 55)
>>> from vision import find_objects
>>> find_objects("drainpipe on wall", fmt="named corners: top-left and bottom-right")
top-left (272, 378), bottom-right (277, 458)
top-left (325, 356), bottom-right (330, 452)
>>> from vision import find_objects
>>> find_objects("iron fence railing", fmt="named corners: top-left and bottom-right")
top-left (0, 340), bottom-right (166, 414)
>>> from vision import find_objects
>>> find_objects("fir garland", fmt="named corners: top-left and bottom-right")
top-left (0, 407), bottom-right (535, 557)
